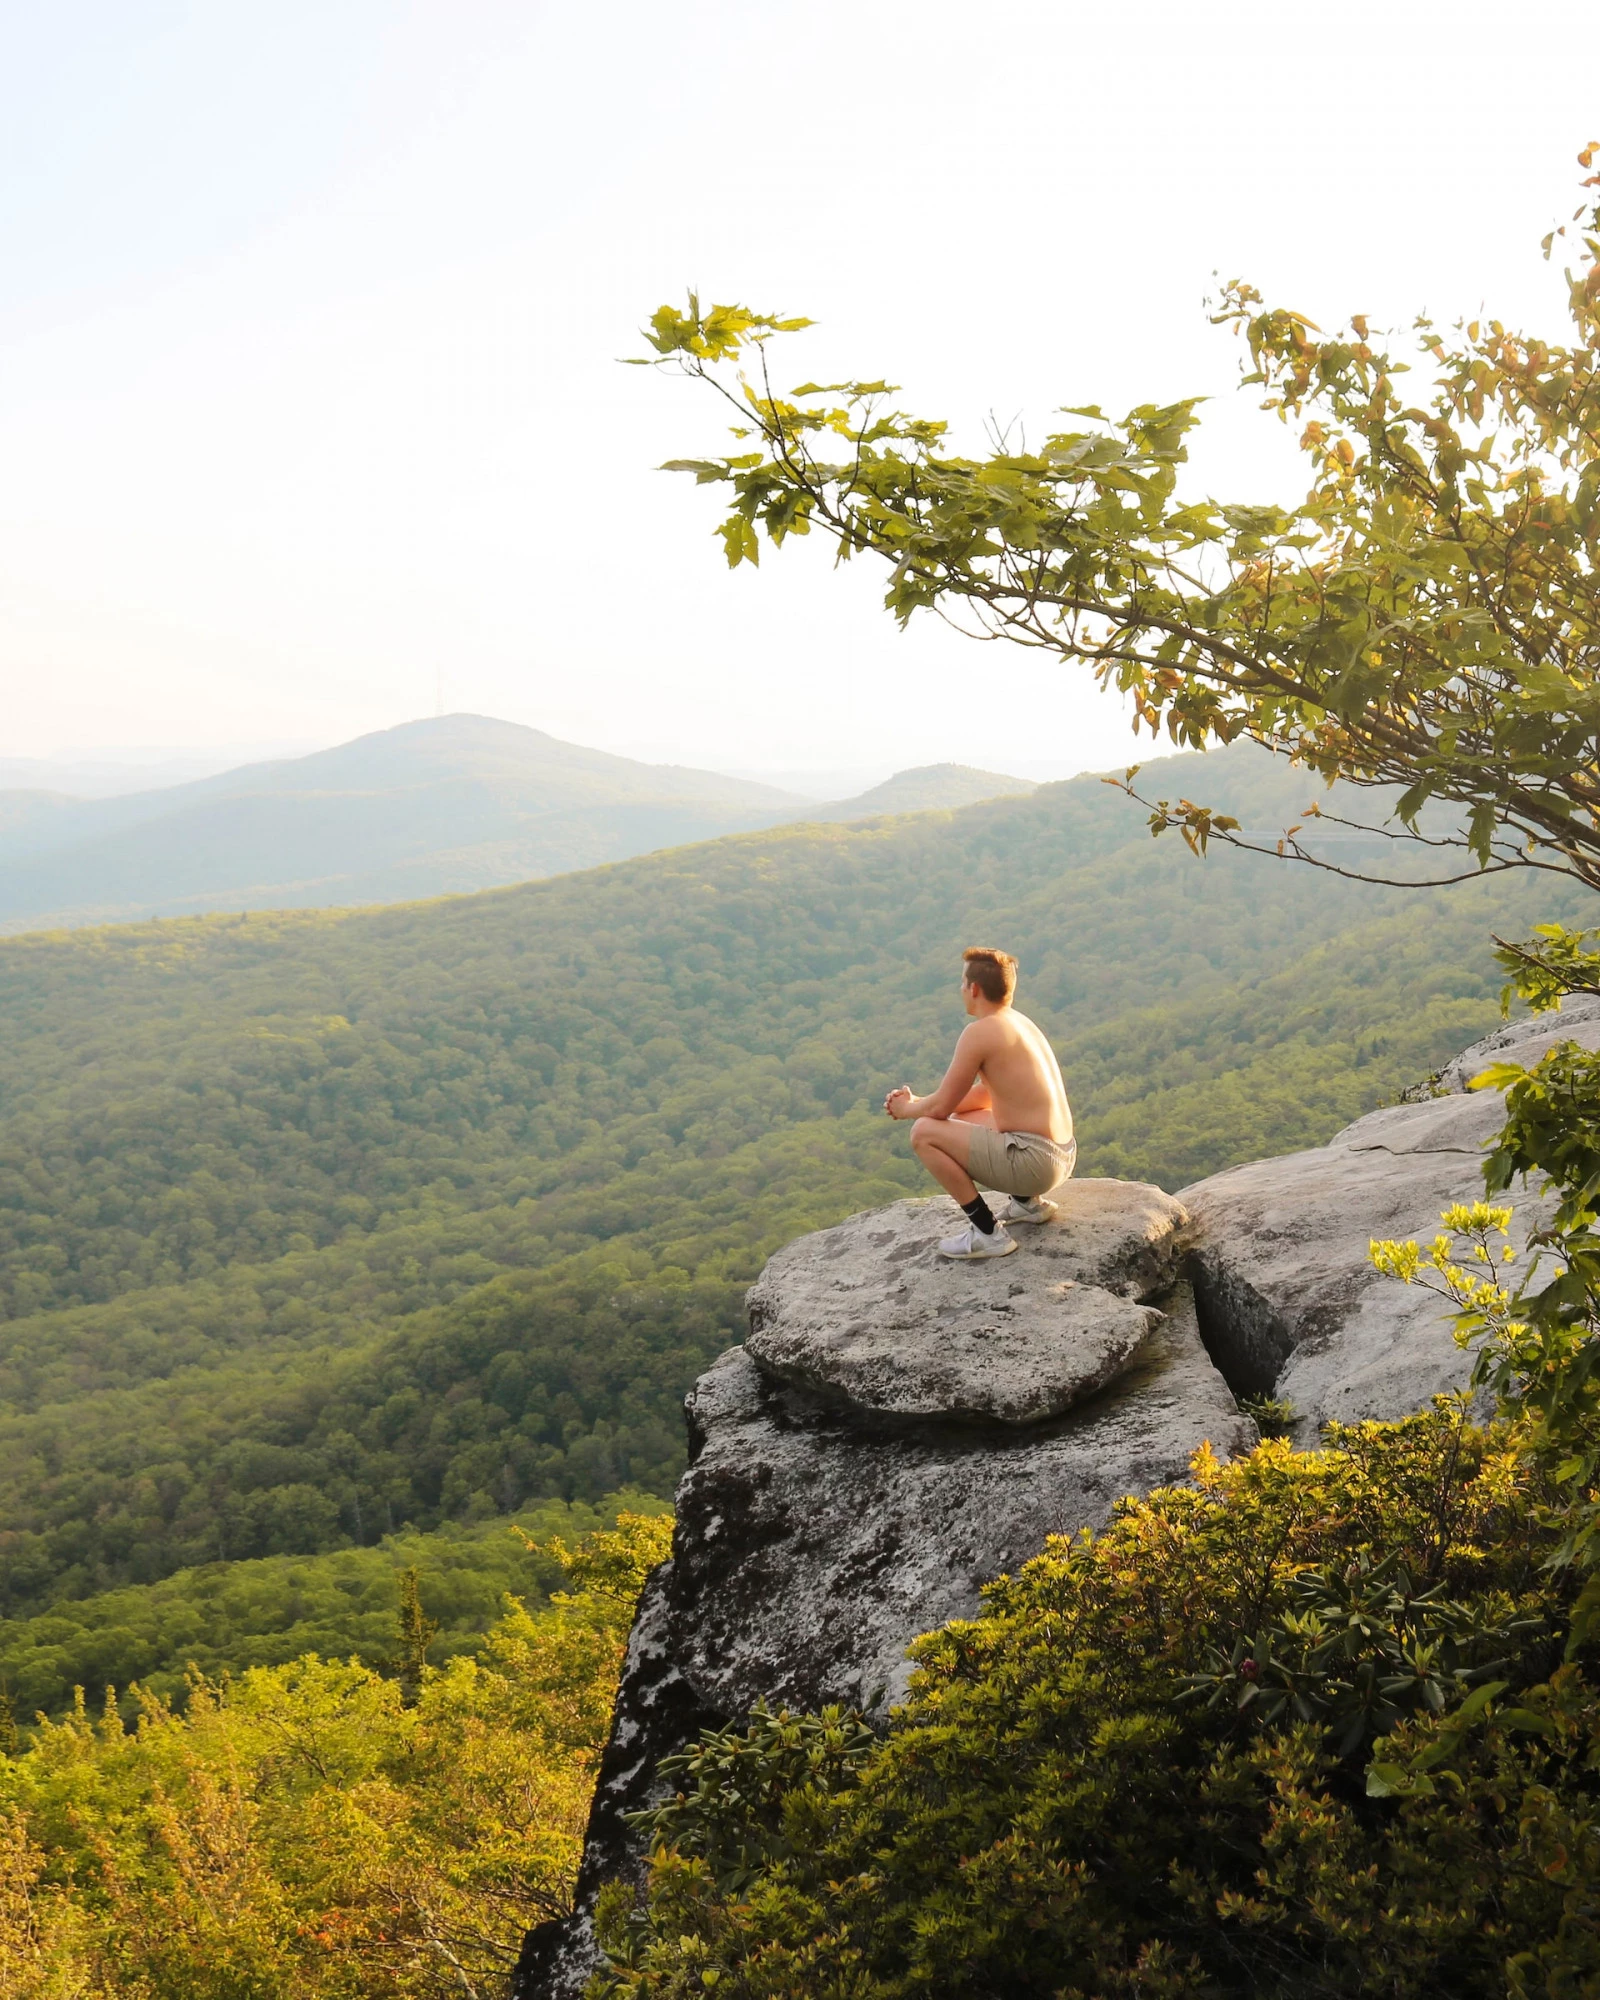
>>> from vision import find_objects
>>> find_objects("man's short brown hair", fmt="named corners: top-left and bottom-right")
top-left (963, 947), bottom-right (1017, 1004)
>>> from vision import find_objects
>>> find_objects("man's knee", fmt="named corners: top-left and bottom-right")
top-left (910, 1117), bottom-right (943, 1153)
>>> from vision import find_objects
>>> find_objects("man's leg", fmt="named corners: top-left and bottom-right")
top-left (911, 1116), bottom-right (985, 1203)
top-left (913, 1116), bottom-right (1018, 1258)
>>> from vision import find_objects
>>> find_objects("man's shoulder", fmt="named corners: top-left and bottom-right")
top-left (979, 1005), bottom-right (1037, 1032)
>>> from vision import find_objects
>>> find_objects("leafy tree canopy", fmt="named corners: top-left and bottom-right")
top-left (642, 151), bottom-right (1600, 890)
top-left (0, 1491), bottom-right (666, 1728)
top-left (0, 1512), bottom-right (665, 2000)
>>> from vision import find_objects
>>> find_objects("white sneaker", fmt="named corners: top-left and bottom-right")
top-left (937, 1222), bottom-right (1018, 1260)
top-left (999, 1195), bottom-right (1056, 1225)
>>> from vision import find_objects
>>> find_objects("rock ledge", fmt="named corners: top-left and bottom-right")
top-left (745, 1179), bottom-right (1186, 1425)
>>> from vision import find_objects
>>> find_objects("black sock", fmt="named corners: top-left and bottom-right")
top-left (960, 1194), bottom-right (996, 1235)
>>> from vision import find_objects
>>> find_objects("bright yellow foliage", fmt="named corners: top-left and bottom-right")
top-left (0, 1515), bottom-right (665, 1999)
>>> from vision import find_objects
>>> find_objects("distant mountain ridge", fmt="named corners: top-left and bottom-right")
top-left (803, 763), bottom-right (1034, 821)
top-left (0, 715), bottom-right (1033, 933)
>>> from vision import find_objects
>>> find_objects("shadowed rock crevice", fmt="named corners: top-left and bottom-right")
top-left (1187, 1247), bottom-right (1296, 1398)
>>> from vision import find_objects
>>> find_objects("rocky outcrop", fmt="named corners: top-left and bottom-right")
top-left (1424, 992), bottom-right (1600, 1095)
top-left (675, 1280), bottom-right (1238, 1725)
top-left (519, 1006), bottom-right (1600, 1997)
top-left (517, 1181), bottom-right (1249, 1996)
top-left (1180, 997), bottom-right (1600, 1440)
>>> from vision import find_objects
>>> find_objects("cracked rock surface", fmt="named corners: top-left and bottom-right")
top-left (744, 1182), bottom-right (1180, 1424)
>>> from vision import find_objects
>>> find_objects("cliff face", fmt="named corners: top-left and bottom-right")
top-left (518, 1178), bottom-right (1247, 1996)
top-left (518, 1005), bottom-right (1600, 1998)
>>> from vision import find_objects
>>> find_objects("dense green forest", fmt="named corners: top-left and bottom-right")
top-left (0, 743), bottom-right (1577, 1697)
top-left (0, 1491), bottom-right (667, 1728)
top-left (0, 1513), bottom-right (671, 1997)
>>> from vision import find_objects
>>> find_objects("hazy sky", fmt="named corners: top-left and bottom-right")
top-left (3, 2), bottom-right (1598, 781)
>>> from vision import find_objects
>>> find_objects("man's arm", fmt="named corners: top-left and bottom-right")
top-left (885, 1023), bottom-right (991, 1120)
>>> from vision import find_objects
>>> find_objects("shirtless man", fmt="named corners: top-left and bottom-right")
top-left (884, 946), bottom-right (1076, 1260)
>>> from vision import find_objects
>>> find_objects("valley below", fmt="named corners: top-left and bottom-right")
top-left (0, 739), bottom-right (1574, 1714)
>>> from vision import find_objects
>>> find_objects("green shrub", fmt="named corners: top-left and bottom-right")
top-left (591, 1406), bottom-right (1599, 1999)
top-left (1237, 1391), bottom-right (1297, 1438)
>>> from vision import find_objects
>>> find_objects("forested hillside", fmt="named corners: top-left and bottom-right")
top-left (0, 1492), bottom-right (667, 1727)
top-left (0, 742), bottom-right (1575, 1688)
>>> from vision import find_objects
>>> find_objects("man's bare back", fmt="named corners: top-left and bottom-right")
top-left (884, 947), bottom-right (1075, 1259)
top-left (952, 1007), bottom-right (1073, 1144)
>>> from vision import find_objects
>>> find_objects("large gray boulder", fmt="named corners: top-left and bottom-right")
top-left (1180, 997), bottom-right (1600, 1439)
top-left (744, 1181), bottom-right (1184, 1424)
top-left (678, 1280), bottom-right (1243, 1722)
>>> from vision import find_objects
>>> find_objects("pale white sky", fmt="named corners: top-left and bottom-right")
top-left (2, 1), bottom-right (1597, 780)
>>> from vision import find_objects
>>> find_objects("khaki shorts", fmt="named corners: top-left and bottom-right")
top-left (963, 1126), bottom-right (1077, 1199)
